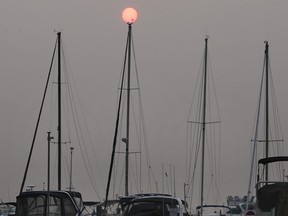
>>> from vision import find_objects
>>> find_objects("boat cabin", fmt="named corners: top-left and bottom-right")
top-left (256, 157), bottom-right (288, 216)
top-left (15, 191), bottom-right (85, 216)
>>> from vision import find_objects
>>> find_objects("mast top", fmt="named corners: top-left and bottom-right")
top-left (264, 41), bottom-right (269, 50)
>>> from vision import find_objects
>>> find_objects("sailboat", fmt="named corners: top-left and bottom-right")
top-left (15, 32), bottom-right (87, 216)
top-left (249, 42), bottom-right (288, 216)
top-left (185, 37), bottom-right (224, 216)
top-left (104, 8), bottom-right (147, 205)
top-left (103, 8), bottom-right (189, 216)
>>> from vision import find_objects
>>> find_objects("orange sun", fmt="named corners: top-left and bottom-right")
top-left (122, 8), bottom-right (138, 24)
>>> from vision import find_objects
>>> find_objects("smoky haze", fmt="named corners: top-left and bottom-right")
top-left (0, 0), bottom-right (287, 211)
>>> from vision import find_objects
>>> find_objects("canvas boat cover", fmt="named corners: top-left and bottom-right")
top-left (257, 183), bottom-right (288, 215)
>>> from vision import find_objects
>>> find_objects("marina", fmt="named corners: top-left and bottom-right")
top-left (0, 1), bottom-right (288, 216)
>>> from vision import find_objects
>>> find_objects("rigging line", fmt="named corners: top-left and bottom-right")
top-left (130, 96), bottom-right (141, 174)
top-left (206, 130), bottom-right (218, 203)
top-left (189, 116), bottom-right (202, 183)
top-left (246, 51), bottom-right (265, 210)
top-left (49, 62), bottom-right (57, 132)
top-left (113, 101), bottom-right (124, 199)
top-left (188, 87), bottom-right (203, 187)
top-left (132, 40), bottom-right (151, 191)
top-left (187, 51), bottom-right (205, 121)
top-left (207, 125), bottom-right (219, 197)
top-left (61, 44), bottom-right (103, 168)
top-left (113, 155), bottom-right (124, 197)
top-left (187, 61), bottom-right (204, 185)
top-left (130, 100), bottom-right (142, 191)
top-left (268, 88), bottom-right (279, 157)
top-left (114, 82), bottom-right (127, 184)
top-left (205, 174), bottom-right (214, 204)
top-left (269, 94), bottom-right (279, 163)
top-left (112, 85), bottom-right (127, 198)
top-left (206, 76), bottom-right (216, 185)
top-left (217, 124), bottom-right (222, 201)
top-left (269, 66), bottom-right (284, 156)
top-left (135, 153), bottom-right (140, 192)
top-left (185, 124), bottom-right (191, 183)
top-left (62, 57), bottom-right (72, 142)
top-left (139, 100), bottom-right (150, 188)
top-left (112, 64), bottom-right (127, 199)
top-left (149, 166), bottom-right (158, 191)
top-left (67, 81), bottom-right (102, 198)
top-left (63, 153), bottom-right (70, 189)
top-left (186, 55), bottom-right (203, 182)
top-left (186, 125), bottom-right (194, 185)
top-left (114, 155), bottom-right (125, 196)
top-left (131, 33), bottom-right (152, 191)
top-left (61, 44), bottom-right (102, 199)
top-left (188, 121), bottom-right (202, 207)
top-left (188, 58), bottom-right (204, 176)
top-left (207, 129), bottom-right (215, 181)
top-left (51, 147), bottom-right (58, 189)
top-left (60, 43), bottom-right (98, 195)
top-left (187, 46), bottom-right (207, 209)
top-left (207, 51), bottom-right (221, 121)
top-left (251, 55), bottom-right (266, 142)
top-left (212, 126), bottom-right (221, 196)
top-left (129, 154), bottom-right (139, 193)
top-left (207, 55), bottom-right (223, 200)
top-left (19, 38), bottom-right (57, 194)
top-left (105, 29), bottom-right (129, 209)
top-left (118, 160), bottom-right (125, 196)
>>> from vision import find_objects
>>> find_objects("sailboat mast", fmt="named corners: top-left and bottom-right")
top-left (125, 24), bottom-right (132, 196)
top-left (57, 32), bottom-right (62, 191)
top-left (200, 37), bottom-right (208, 216)
top-left (264, 41), bottom-right (269, 182)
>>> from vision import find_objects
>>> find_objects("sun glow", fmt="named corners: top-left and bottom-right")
top-left (122, 8), bottom-right (138, 24)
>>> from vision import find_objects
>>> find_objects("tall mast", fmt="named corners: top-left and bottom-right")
top-left (200, 37), bottom-right (208, 216)
top-left (264, 41), bottom-right (269, 182)
top-left (125, 23), bottom-right (132, 196)
top-left (57, 32), bottom-right (62, 191)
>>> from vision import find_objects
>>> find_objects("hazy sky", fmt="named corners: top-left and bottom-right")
top-left (1, 0), bottom-right (288, 211)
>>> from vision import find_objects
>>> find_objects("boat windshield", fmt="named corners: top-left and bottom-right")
top-left (72, 196), bottom-right (83, 211)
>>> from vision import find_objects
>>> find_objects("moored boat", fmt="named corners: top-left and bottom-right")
top-left (104, 8), bottom-right (187, 216)
top-left (15, 32), bottom-right (89, 216)
top-left (255, 157), bottom-right (288, 216)
top-left (16, 191), bottom-right (85, 216)
top-left (248, 41), bottom-right (286, 216)
top-left (121, 194), bottom-right (189, 216)
top-left (185, 36), bottom-right (222, 215)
